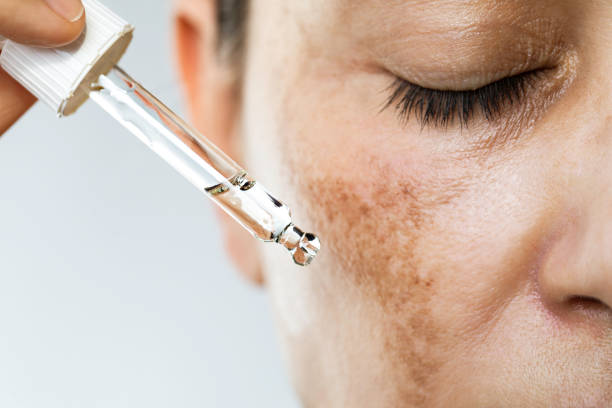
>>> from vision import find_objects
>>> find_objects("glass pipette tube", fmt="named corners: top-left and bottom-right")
top-left (88, 66), bottom-right (320, 266)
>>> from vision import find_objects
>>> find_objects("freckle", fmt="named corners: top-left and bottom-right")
top-left (358, 203), bottom-right (371, 215)
top-left (290, 153), bottom-right (468, 405)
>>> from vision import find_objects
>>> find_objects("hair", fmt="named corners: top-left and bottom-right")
top-left (216, 0), bottom-right (248, 62)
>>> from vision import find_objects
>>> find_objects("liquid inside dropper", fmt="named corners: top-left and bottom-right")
top-left (87, 66), bottom-right (320, 266)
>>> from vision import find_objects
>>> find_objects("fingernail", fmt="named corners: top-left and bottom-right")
top-left (44, 0), bottom-right (84, 22)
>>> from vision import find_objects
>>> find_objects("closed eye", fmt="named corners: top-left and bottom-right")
top-left (381, 70), bottom-right (541, 130)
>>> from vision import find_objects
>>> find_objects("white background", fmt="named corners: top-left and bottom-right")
top-left (0, 0), bottom-right (299, 406)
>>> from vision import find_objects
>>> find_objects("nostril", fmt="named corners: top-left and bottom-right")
top-left (566, 295), bottom-right (608, 311)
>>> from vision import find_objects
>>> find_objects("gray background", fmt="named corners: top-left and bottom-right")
top-left (0, 1), bottom-right (299, 406)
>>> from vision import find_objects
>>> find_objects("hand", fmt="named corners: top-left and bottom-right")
top-left (0, 0), bottom-right (85, 134)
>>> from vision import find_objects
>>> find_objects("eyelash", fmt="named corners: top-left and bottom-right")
top-left (382, 71), bottom-right (540, 129)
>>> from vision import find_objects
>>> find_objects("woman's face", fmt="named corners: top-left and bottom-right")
top-left (179, 0), bottom-right (612, 406)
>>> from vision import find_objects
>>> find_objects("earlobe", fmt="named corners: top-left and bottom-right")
top-left (173, 0), bottom-right (265, 285)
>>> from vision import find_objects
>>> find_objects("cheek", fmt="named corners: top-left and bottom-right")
top-left (245, 54), bottom-right (559, 402)
top-left (276, 108), bottom-right (551, 401)
top-left (272, 70), bottom-right (474, 298)
top-left (268, 70), bottom-right (489, 398)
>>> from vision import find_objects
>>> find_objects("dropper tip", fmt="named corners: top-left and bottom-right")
top-left (293, 232), bottom-right (321, 266)
top-left (277, 224), bottom-right (321, 266)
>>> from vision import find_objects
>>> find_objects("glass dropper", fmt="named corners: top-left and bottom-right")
top-left (88, 66), bottom-right (320, 266)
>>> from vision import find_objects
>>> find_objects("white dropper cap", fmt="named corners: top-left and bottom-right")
top-left (0, 0), bottom-right (322, 267)
top-left (0, 0), bottom-right (133, 116)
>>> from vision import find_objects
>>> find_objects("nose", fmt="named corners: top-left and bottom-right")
top-left (537, 107), bottom-right (612, 312)
top-left (538, 200), bottom-right (612, 311)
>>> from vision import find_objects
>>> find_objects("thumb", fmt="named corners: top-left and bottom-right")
top-left (0, 0), bottom-right (85, 47)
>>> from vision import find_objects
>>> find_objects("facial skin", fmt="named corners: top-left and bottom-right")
top-left (174, 0), bottom-right (612, 406)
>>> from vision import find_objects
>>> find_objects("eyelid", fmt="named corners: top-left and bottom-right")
top-left (381, 70), bottom-right (540, 129)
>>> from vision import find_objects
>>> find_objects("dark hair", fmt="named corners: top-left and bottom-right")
top-left (216, 0), bottom-right (248, 62)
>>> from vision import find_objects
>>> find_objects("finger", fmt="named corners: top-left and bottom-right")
top-left (0, 0), bottom-right (85, 47)
top-left (0, 67), bottom-right (36, 135)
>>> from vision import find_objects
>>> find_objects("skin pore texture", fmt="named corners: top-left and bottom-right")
top-left (175, 0), bottom-right (612, 406)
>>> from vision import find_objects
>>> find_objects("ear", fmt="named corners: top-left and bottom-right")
top-left (173, 0), bottom-right (264, 285)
